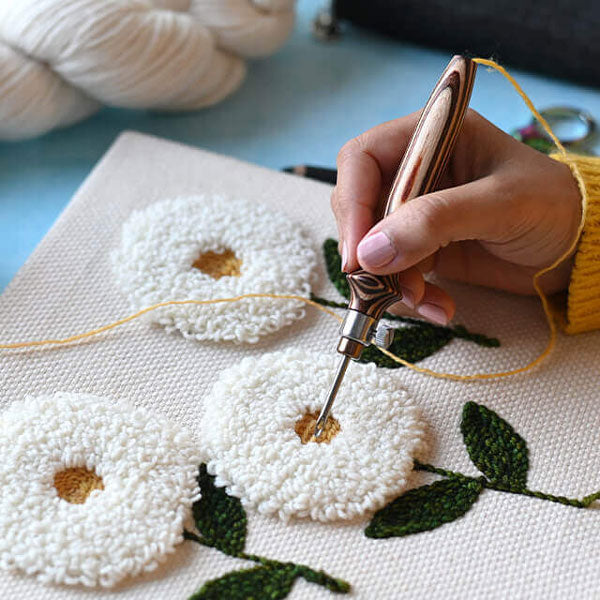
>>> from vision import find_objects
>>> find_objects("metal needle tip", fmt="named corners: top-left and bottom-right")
top-left (314, 355), bottom-right (350, 439)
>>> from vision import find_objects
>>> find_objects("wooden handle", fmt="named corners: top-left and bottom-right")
top-left (346, 56), bottom-right (477, 322)
top-left (346, 271), bottom-right (404, 321)
top-left (385, 55), bottom-right (477, 214)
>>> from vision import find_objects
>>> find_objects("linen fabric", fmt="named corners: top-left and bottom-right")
top-left (1, 132), bottom-right (599, 598)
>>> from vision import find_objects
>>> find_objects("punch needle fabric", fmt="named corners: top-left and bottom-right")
top-left (112, 195), bottom-right (317, 343)
top-left (0, 392), bottom-right (200, 587)
top-left (201, 349), bottom-right (426, 522)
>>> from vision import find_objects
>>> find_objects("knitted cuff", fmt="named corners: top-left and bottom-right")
top-left (550, 153), bottom-right (600, 334)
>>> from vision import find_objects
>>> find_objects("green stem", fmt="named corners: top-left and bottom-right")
top-left (582, 489), bottom-right (600, 507)
top-left (483, 481), bottom-right (585, 508)
top-left (414, 461), bottom-right (594, 508)
top-left (414, 460), bottom-right (475, 482)
top-left (237, 552), bottom-right (280, 568)
top-left (237, 553), bottom-right (349, 593)
top-left (185, 534), bottom-right (350, 594)
top-left (183, 529), bottom-right (214, 547)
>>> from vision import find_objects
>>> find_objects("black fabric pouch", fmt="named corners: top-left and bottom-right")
top-left (333, 0), bottom-right (600, 87)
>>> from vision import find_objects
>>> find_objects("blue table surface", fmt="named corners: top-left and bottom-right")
top-left (2, 0), bottom-right (600, 291)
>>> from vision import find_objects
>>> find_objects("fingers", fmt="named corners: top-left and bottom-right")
top-left (356, 175), bottom-right (514, 274)
top-left (331, 113), bottom-right (421, 271)
top-left (415, 282), bottom-right (456, 324)
top-left (331, 146), bottom-right (382, 272)
top-left (387, 281), bottom-right (455, 325)
top-left (389, 266), bottom-right (425, 310)
top-left (372, 265), bottom-right (456, 326)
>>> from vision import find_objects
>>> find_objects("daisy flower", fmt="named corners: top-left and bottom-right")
top-left (0, 392), bottom-right (200, 587)
top-left (201, 349), bottom-right (426, 522)
top-left (112, 195), bottom-right (316, 343)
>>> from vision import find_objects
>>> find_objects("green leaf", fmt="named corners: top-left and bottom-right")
top-left (451, 325), bottom-right (500, 348)
top-left (461, 402), bottom-right (529, 489)
top-left (323, 238), bottom-right (350, 299)
top-left (294, 565), bottom-right (350, 593)
top-left (193, 464), bottom-right (247, 556)
top-left (189, 565), bottom-right (297, 600)
top-left (365, 478), bottom-right (483, 538)
top-left (359, 322), bottom-right (454, 368)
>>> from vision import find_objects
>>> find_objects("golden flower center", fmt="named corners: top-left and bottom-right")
top-left (192, 249), bottom-right (242, 279)
top-left (295, 411), bottom-right (341, 444)
top-left (54, 467), bottom-right (104, 504)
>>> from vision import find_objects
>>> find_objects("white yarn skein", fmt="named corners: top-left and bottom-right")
top-left (0, 0), bottom-right (295, 140)
top-left (187, 0), bottom-right (295, 58)
top-left (0, 43), bottom-right (100, 140)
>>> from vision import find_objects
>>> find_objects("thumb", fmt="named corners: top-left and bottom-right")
top-left (356, 176), bottom-right (508, 274)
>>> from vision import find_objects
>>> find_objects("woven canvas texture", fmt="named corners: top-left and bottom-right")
top-left (1, 132), bottom-right (599, 599)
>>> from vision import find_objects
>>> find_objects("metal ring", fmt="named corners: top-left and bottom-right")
top-left (535, 106), bottom-right (597, 148)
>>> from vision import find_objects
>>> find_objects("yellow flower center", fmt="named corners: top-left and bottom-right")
top-left (295, 411), bottom-right (341, 444)
top-left (192, 249), bottom-right (242, 279)
top-left (54, 467), bottom-right (104, 504)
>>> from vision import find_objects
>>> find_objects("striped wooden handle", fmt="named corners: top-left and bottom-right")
top-left (385, 54), bottom-right (477, 214)
top-left (346, 55), bottom-right (477, 322)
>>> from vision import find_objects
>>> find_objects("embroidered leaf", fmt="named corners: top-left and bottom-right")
top-left (323, 238), bottom-right (350, 299)
top-left (461, 402), bottom-right (529, 489)
top-left (294, 565), bottom-right (351, 593)
top-left (189, 565), bottom-right (297, 600)
top-left (359, 322), bottom-right (454, 368)
top-left (451, 324), bottom-right (500, 348)
top-left (193, 464), bottom-right (246, 556)
top-left (365, 478), bottom-right (483, 538)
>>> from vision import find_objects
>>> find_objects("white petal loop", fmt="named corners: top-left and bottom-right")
top-left (0, 393), bottom-right (201, 587)
top-left (202, 349), bottom-right (426, 522)
top-left (112, 195), bottom-right (316, 344)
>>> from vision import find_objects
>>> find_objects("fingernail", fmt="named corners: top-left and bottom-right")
top-left (341, 241), bottom-right (349, 272)
top-left (400, 288), bottom-right (415, 309)
top-left (417, 303), bottom-right (449, 326)
top-left (357, 231), bottom-right (395, 268)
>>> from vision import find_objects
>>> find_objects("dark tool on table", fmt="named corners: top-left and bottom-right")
top-left (314, 55), bottom-right (478, 438)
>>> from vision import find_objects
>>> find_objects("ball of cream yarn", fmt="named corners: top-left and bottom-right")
top-left (0, 0), bottom-right (295, 140)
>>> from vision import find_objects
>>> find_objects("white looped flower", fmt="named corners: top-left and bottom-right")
top-left (202, 349), bottom-right (426, 522)
top-left (0, 393), bottom-right (200, 587)
top-left (112, 195), bottom-right (317, 344)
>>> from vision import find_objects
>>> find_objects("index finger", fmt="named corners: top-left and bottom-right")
top-left (331, 112), bottom-right (421, 271)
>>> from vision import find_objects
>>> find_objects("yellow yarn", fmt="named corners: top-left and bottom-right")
top-left (0, 293), bottom-right (567, 382)
top-left (0, 58), bottom-right (591, 382)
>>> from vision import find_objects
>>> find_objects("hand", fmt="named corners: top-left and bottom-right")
top-left (331, 109), bottom-right (582, 325)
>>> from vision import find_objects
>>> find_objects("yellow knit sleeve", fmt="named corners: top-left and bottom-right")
top-left (550, 153), bottom-right (600, 334)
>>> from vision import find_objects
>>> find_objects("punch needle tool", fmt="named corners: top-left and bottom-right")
top-left (315, 55), bottom-right (478, 438)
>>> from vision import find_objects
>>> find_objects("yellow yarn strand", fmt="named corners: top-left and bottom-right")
top-left (0, 295), bottom-right (343, 350)
top-left (473, 58), bottom-right (568, 155)
top-left (0, 292), bottom-right (565, 381)
top-left (0, 59), bottom-right (589, 382)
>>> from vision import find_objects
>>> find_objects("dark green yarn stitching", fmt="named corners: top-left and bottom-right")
top-left (193, 464), bottom-right (246, 555)
top-left (323, 238), bottom-right (350, 299)
top-left (189, 564), bottom-right (297, 600)
top-left (461, 401), bottom-right (529, 489)
top-left (190, 563), bottom-right (350, 600)
top-left (359, 322), bottom-right (455, 368)
top-left (413, 461), bottom-right (586, 508)
top-left (365, 477), bottom-right (483, 538)
top-left (365, 402), bottom-right (600, 539)
top-left (186, 465), bottom-right (350, 599)
top-left (451, 325), bottom-right (500, 348)
top-left (316, 239), bottom-right (500, 369)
